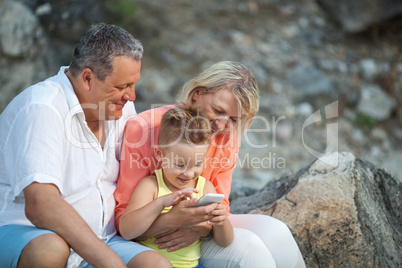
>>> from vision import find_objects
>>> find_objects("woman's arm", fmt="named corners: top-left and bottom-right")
top-left (203, 180), bottom-right (234, 247)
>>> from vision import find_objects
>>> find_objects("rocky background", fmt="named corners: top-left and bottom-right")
top-left (1, 0), bottom-right (401, 266)
top-left (1, 0), bottom-right (401, 191)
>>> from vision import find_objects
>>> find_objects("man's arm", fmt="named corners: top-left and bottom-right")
top-left (24, 182), bottom-right (126, 268)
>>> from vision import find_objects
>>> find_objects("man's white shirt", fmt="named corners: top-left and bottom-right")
top-left (0, 66), bottom-right (136, 242)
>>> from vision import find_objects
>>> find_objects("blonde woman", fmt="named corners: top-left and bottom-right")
top-left (115, 61), bottom-right (305, 267)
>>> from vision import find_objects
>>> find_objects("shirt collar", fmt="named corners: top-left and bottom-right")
top-left (58, 66), bottom-right (84, 117)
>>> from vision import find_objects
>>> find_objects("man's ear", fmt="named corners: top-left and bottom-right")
top-left (81, 68), bottom-right (94, 92)
top-left (154, 146), bottom-right (163, 161)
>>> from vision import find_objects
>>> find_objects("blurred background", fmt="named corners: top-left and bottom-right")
top-left (1, 0), bottom-right (401, 198)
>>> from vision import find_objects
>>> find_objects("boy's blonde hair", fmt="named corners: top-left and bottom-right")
top-left (158, 104), bottom-right (212, 149)
top-left (180, 61), bottom-right (259, 133)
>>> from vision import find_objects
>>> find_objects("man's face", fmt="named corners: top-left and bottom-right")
top-left (91, 56), bottom-right (141, 120)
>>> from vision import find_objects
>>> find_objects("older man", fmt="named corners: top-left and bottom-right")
top-left (0, 23), bottom-right (171, 268)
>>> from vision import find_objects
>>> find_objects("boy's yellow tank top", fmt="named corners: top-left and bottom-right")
top-left (139, 169), bottom-right (205, 267)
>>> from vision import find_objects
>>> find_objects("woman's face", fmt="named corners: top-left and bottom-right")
top-left (191, 88), bottom-right (241, 133)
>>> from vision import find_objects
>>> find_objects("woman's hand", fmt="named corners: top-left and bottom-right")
top-left (153, 227), bottom-right (198, 252)
top-left (152, 199), bottom-right (217, 251)
top-left (168, 198), bottom-right (217, 227)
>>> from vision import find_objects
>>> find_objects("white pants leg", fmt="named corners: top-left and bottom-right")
top-left (229, 214), bottom-right (306, 268)
top-left (200, 227), bottom-right (276, 268)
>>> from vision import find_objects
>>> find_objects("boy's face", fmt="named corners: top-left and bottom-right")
top-left (156, 142), bottom-right (208, 191)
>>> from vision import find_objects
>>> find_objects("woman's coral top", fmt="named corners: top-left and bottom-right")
top-left (114, 105), bottom-right (239, 231)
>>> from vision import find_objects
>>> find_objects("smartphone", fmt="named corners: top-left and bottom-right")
top-left (193, 193), bottom-right (225, 207)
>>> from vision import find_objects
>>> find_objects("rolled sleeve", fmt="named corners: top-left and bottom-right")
top-left (4, 104), bottom-right (65, 198)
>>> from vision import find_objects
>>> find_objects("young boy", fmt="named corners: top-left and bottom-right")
top-left (119, 104), bottom-right (234, 268)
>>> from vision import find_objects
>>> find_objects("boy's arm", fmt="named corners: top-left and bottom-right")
top-left (119, 176), bottom-right (199, 240)
top-left (115, 118), bottom-right (155, 232)
top-left (203, 180), bottom-right (234, 247)
top-left (119, 176), bottom-right (161, 240)
top-left (136, 199), bottom-right (215, 240)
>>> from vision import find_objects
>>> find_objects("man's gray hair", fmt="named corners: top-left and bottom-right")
top-left (68, 23), bottom-right (143, 81)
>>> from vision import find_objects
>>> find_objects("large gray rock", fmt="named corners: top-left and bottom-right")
top-left (27, 0), bottom-right (105, 42)
top-left (357, 84), bottom-right (396, 121)
top-left (231, 152), bottom-right (402, 267)
top-left (0, 1), bottom-right (59, 113)
top-left (0, 1), bottom-right (37, 57)
top-left (317, 0), bottom-right (402, 32)
top-left (287, 61), bottom-right (338, 109)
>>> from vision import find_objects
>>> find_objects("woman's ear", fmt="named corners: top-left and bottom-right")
top-left (192, 90), bottom-right (201, 102)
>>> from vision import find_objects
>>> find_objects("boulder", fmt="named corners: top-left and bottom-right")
top-left (286, 61), bottom-right (338, 109)
top-left (22, 0), bottom-right (105, 42)
top-left (230, 152), bottom-right (402, 267)
top-left (0, 1), bottom-right (59, 113)
top-left (357, 84), bottom-right (396, 121)
top-left (317, 0), bottom-right (402, 32)
top-left (0, 1), bottom-right (37, 57)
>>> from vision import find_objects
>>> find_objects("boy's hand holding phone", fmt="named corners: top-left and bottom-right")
top-left (208, 203), bottom-right (228, 226)
top-left (192, 193), bottom-right (228, 226)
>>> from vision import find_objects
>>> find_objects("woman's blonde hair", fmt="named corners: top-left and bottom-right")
top-left (180, 61), bottom-right (259, 134)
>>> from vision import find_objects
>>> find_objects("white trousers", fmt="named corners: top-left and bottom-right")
top-left (200, 214), bottom-right (306, 268)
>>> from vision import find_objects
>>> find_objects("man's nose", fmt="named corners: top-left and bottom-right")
top-left (123, 86), bottom-right (136, 101)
